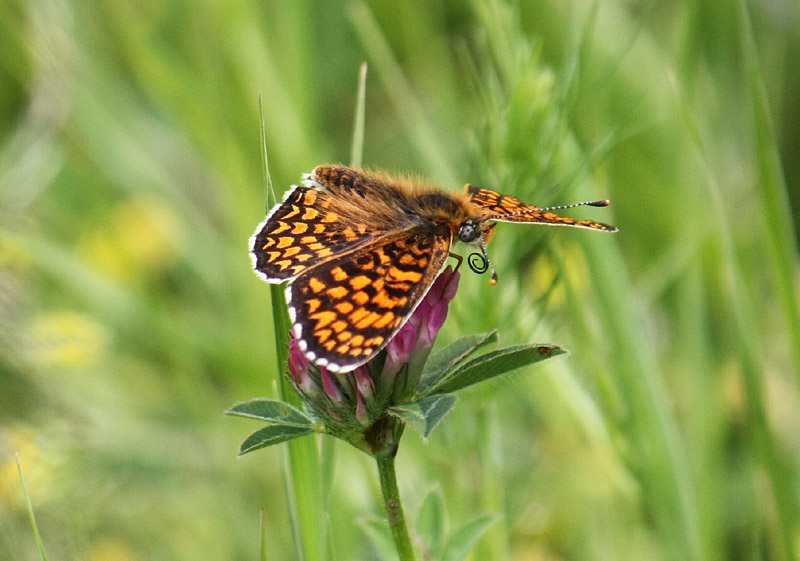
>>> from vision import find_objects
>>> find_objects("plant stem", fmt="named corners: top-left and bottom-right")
top-left (376, 452), bottom-right (417, 561)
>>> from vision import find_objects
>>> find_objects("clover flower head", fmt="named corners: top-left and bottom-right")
top-left (283, 265), bottom-right (461, 453)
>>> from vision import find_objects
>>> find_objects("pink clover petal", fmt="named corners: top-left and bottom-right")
top-left (288, 339), bottom-right (317, 393)
top-left (427, 266), bottom-right (454, 304)
top-left (320, 366), bottom-right (342, 403)
top-left (420, 300), bottom-right (449, 346)
top-left (353, 366), bottom-right (375, 401)
top-left (355, 389), bottom-right (369, 425)
top-left (386, 321), bottom-right (418, 366)
top-left (407, 301), bottom-right (427, 331)
top-left (441, 268), bottom-right (460, 303)
top-left (288, 339), bottom-right (308, 378)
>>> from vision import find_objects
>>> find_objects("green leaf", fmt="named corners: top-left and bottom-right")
top-left (431, 343), bottom-right (567, 394)
top-left (440, 514), bottom-right (499, 561)
top-left (388, 394), bottom-right (457, 438)
top-left (417, 488), bottom-right (445, 557)
top-left (239, 424), bottom-right (315, 455)
top-left (226, 398), bottom-right (312, 427)
top-left (418, 331), bottom-right (499, 394)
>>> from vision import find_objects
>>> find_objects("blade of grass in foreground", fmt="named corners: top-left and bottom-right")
top-left (17, 454), bottom-right (50, 561)
top-left (254, 59), bottom-right (372, 559)
top-left (350, 62), bottom-right (368, 169)
top-left (259, 95), bottom-right (326, 561)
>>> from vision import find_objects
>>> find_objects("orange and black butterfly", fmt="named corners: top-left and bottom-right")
top-left (250, 165), bottom-right (617, 373)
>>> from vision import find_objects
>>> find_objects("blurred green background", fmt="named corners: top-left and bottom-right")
top-left (2, 0), bottom-right (799, 560)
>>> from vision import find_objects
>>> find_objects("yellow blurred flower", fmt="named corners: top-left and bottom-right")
top-left (512, 544), bottom-right (563, 561)
top-left (86, 538), bottom-right (141, 561)
top-left (561, 242), bottom-right (592, 296)
top-left (79, 196), bottom-right (183, 283)
top-left (0, 426), bottom-right (52, 510)
top-left (526, 253), bottom-right (563, 305)
top-left (28, 311), bottom-right (109, 368)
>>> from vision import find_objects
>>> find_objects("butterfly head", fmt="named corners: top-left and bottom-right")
top-left (457, 217), bottom-right (499, 285)
top-left (456, 218), bottom-right (481, 244)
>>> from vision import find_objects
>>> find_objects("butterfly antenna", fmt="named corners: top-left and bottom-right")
top-left (538, 199), bottom-right (610, 212)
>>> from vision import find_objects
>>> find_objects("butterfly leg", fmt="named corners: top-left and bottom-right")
top-left (447, 251), bottom-right (464, 274)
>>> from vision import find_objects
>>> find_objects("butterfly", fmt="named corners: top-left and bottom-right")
top-left (250, 165), bottom-right (617, 373)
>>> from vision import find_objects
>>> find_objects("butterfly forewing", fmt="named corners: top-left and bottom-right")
top-left (466, 186), bottom-right (538, 216)
top-left (288, 224), bottom-right (452, 372)
top-left (251, 185), bottom-right (383, 282)
top-left (466, 185), bottom-right (617, 232)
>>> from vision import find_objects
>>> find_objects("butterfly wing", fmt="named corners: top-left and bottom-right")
top-left (250, 185), bottom-right (385, 283)
top-left (466, 185), bottom-right (617, 232)
top-left (288, 223), bottom-right (452, 372)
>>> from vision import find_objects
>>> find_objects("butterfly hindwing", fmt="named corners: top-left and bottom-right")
top-left (288, 224), bottom-right (452, 372)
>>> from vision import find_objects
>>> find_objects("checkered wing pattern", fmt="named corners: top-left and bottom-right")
top-left (251, 186), bottom-right (381, 282)
top-left (287, 224), bottom-right (452, 372)
top-left (466, 185), bottom-right (617, 232)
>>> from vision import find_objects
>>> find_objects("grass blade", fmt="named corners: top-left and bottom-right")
top-left (16, 454), bottom-right (49, 561)
top-left (346, 1), bottom-right (457, 184)
top-left (259, 507), bottom-right (268, 561)
top-left (258, 98), bottom-right (326, 561)
top-left (581, 235), bottom-right (703, 561)
top-left (736, 0), bottom-right (800, 378)
top-left (350, 62), bottom-right (368, 169)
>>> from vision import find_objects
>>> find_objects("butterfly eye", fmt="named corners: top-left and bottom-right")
top-left (458, 220), bottom-right (481, 243)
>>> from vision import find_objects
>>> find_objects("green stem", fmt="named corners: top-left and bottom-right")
top-left (376, 452), bottom-right (417, 561)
